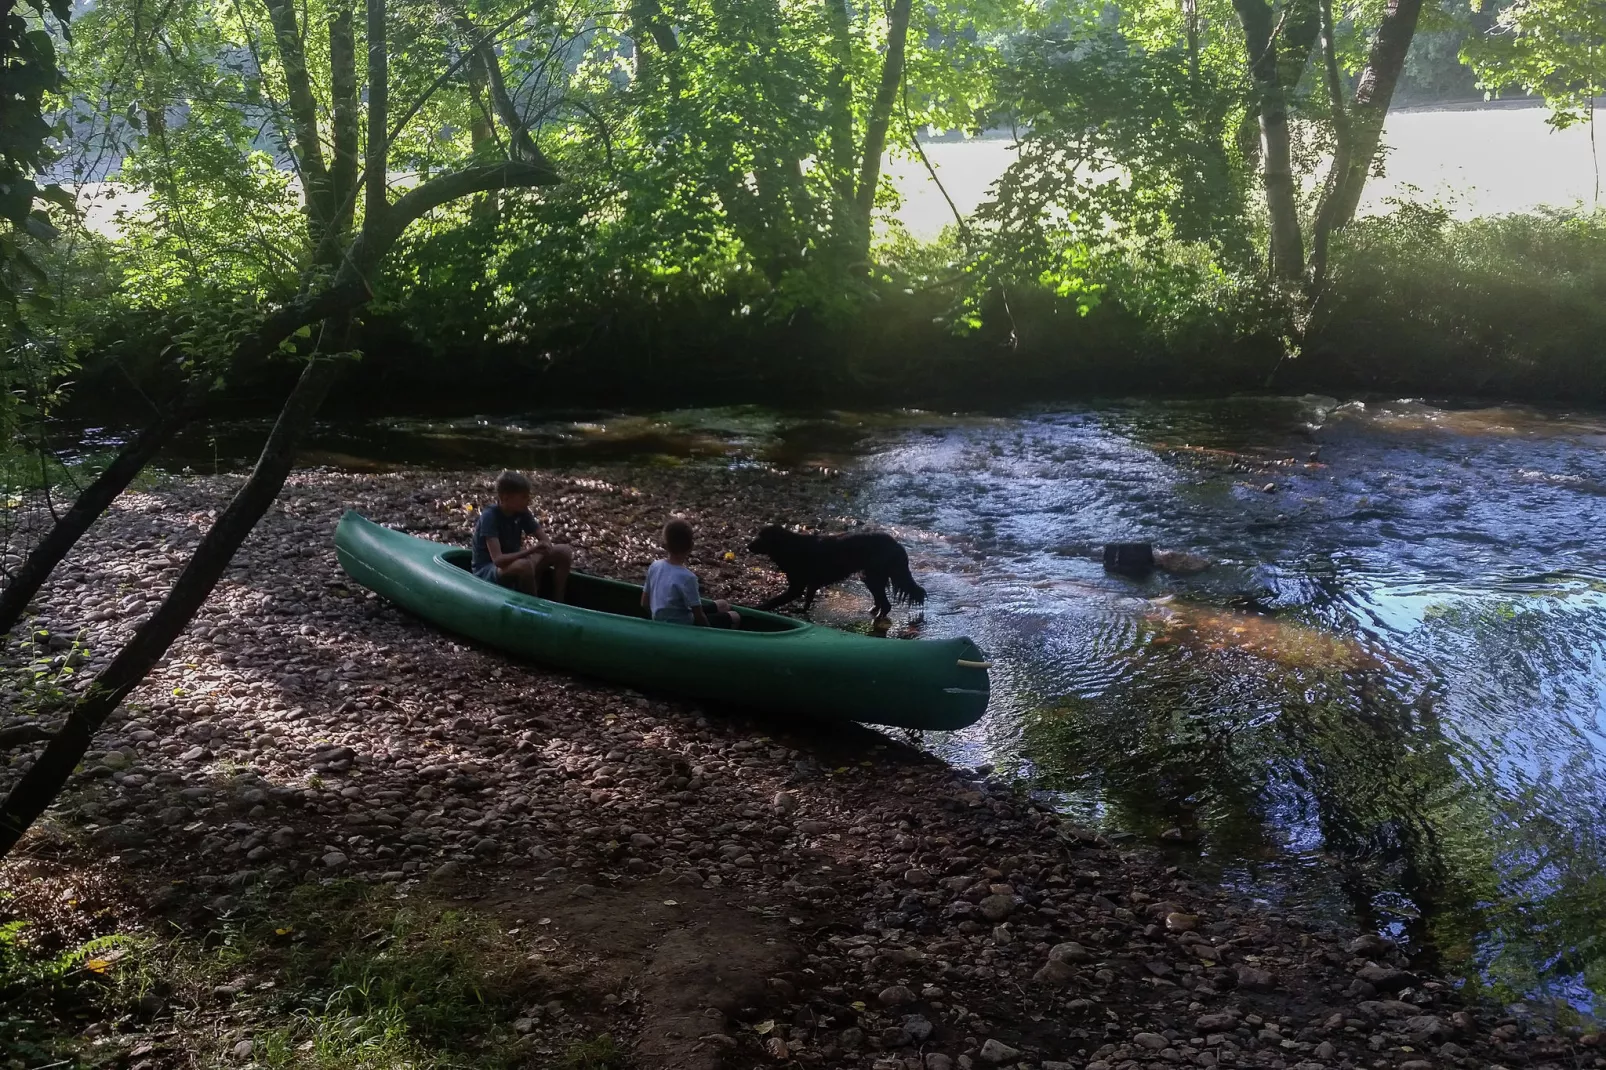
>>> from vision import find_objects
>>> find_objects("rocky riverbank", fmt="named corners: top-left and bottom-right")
top-left (0, 466), bottom-right (1596, 1069)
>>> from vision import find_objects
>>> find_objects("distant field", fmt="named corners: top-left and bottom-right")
top-left (892, 101), bottom-right (1605, 237)
top-left (70, 102), bottom-right (1603, 241)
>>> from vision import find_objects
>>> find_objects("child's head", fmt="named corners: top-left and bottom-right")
top-left (494, 470), bottom-right (532, 511)
top-left (663, 518), bottom-right (694, 557)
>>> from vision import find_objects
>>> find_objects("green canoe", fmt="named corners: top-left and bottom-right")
top-left (334, 511), bottom-right (990, 731)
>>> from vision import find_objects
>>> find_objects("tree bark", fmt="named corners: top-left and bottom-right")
top-left (850, 0), bottom-right (913, 252)
top-left (1233, 0), bottom-right (1321, 280)
top-left (0, 353), bottom-right (344, 858)
top-left (1307, 0), bottom-right (1351, 289)
top-left (1313, 0), bottom-right (1423, 239)
top-left (329, 0), bottom-right (360, 239)
top-left (823, 0), bottom-right (855, 205)
top-left (0, 383), bottom-right (208, 639)
top-left (366, 0), bottom-right (388, 223)
top-left (263, 0), bottom-right (334, 238)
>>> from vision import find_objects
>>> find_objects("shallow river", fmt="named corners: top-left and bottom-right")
top-left (139, 397), bottom-right (1606, 1015)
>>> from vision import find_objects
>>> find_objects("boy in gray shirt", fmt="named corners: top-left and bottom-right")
top-left (642, 518), bottom-right (740, 628)
top-left (470, 470), bottom-right (573, 600)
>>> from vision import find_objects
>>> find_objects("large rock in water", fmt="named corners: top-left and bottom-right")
top-left (1103, 542), bottom-right (1155, 575)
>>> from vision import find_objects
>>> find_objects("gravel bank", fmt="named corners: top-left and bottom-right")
top-left (0, 466), bottom-right (1595, 1069)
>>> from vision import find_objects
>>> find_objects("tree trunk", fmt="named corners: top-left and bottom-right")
top-left (0, 388), bottom-right (205, 638)
top-left (849, 0), bottom-right (913, 255)
top-left (823, 0), bottom-right (855, 205)
top-left (329, 0), bottom-right (360, 239)
top-left (1259, 99), bottom-right (1304, 278)
top-left (1307, 0), bottom-right (1351, 289)
top-left (1233, 0), bottom-right (1321, 280)
top-left (366, 0), bottom-right (388, 223)
top-left (1311, 0), bottom-right (1423, 250)
top-left (0, 354), bottom-right (344, 858)
top-left (263, 0), bottom-right (334, 239)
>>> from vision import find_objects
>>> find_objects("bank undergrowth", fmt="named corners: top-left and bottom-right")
top-left (56, 203), bottom-right (1606, 418)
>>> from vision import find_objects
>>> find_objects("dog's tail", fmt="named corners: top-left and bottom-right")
top-left (890, 548), bottom-right (927, 606)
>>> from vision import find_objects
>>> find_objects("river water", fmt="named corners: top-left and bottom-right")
top-left (140, 397), bottom-right (1606, 1015)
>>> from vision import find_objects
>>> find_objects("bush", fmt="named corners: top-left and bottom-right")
top-left (1305, 205), bottom-right (1606, 398)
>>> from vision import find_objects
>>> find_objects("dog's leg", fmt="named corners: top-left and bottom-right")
top-left (758, 583), bottom-right (805, 611)
top-left (865, 573), bottom-right (892, 619)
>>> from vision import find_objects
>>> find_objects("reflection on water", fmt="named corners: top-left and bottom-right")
top-left (842, 397), bottom-right (1606, 1017)
top-left (92, 395), bottom-right (1606, 1014)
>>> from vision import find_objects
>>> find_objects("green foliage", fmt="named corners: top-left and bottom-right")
top-left (0, 903), bottom-right (138, 1066)
top-left (560, 1034), bottom-right (626, 1070)
top-left (1463, 0), bottom-right (1606, 125)
top-left (0, 0), bottom-right (72, 321)
top-left (974, 29), bottom-right (1253, 312)
top-left (1311, 204), bottom-right (1606, 395)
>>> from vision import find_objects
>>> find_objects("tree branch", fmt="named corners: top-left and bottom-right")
top-left (348, 160), bottom-right (560, 275)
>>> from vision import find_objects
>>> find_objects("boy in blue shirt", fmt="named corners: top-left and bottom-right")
top-left (642, 518), bottom-right (740, 627)
top-left (470, 470), bottom-right (572, 601)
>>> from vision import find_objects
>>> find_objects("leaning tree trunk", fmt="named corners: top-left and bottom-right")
top-left (0, 158), bottom-right (561, 858)
top-left (0, 355), bottom-right (342, 856)
top-left (846, 0), bottom-right (913, 259)
top-left (1307, 0), bottom-right (1424, 287)
top-left (0, 271), bottom-right (370, 640)
top-left (0, 388), bottom-right (205, 638)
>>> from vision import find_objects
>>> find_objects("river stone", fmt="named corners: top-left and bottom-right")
top-left (1348, 933), bottom-right (1394, 956)
top-left (977, 893), bottom-right (1015, 921)
top-left (1357, 964), bottom-right (1416, 991)
top-left (878, 985), bottom-right (915, 1007)
top-left (1134, 1032), bottom-right (1168, 1050)
top-left (980, 1038), bottom-right (1021, 1064)
top-left (1235, 965), bottom-right (1276, 991)
top-left (1033, 959), bottom-right (1075, 985)
top-left (1049, 941), bottom-right (1091, 964)
top-left (94, 824), bottom-right (144, 848)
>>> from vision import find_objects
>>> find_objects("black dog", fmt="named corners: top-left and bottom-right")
top-left (747, 525), bottom-right (926, 618)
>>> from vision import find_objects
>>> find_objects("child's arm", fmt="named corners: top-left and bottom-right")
top-left (484, 536), bottom-right (540, 569)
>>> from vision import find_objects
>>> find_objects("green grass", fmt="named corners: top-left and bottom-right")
top-left (560, 1034), bottom-right (626, 1070)
top-left (214, 882), bottom-right (546, 1069)
top-left (1, 876), bottom-right (580, 1069)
